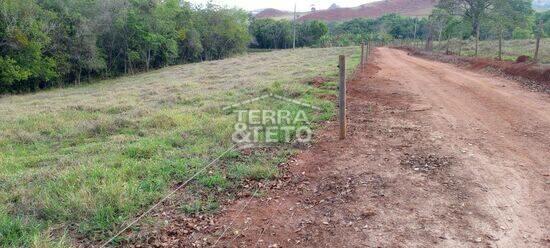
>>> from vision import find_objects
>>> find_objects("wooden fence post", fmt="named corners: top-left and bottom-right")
top-left (361, 42), bottom-right (365, 67)
top-left (535, 20), bottom-right (543, 62)
top-left (367, 41), bottom-right (370, 53)
top-left (366, 41), bottom-right (369, 61)
top-left (339, 55), bottom-right (346, 140)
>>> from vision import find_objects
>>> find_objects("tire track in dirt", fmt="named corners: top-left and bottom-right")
top-left (375, 48), bottom-right (550, 247)
top-left (137, 48), bottom-right (550, 247)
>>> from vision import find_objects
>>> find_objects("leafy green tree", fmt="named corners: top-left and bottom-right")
top-left (1, 0), bottom-right (253, 93)
top-left (325, 15), bottom-right (429, 46)
top-left (438, 0), bottom-right (534, 56)
top-left (249, 19), bottom-right (293, 49)
top-left (535, 10), bottom-right (550, 38)
top-left (486, 0), bottom-right (533, 60)
top-left (39, 0), bottom-right (106, 83)
top-left (196, 5), bottom-right (250, 60)
top-left (512, 27), bottom-right (533, 39)
top-left (437, 0), bottom-right (495, 55)
top-left (297, 20), bottom-right (328, 47)
top-left (534, 10), bottom-right (549, 60)
top-left (430, 9), bottom-right (454, 41)
top-left (0, 0), bottom-right (57, 92)
top-left (249, 19), bottom-right (327, 49)
top-left (377, 14), bottom-right (417, 39)
top-left (172, 1), bottom-right (203, 62)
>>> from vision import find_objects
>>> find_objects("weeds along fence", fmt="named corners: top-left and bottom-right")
top-left (391, 38), bottom-right (550, 64)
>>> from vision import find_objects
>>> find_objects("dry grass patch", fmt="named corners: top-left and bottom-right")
top-left (0, 46), bottom-right (359, 247)
top-left (433, 38), bottom-right (550, 64)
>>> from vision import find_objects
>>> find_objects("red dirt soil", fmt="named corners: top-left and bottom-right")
top-left (128, 48), bottom-right (550, 247)
top-left (469, 58), bottom-right (550, 85)
top-left (399, 46), bottom-right (550, 92)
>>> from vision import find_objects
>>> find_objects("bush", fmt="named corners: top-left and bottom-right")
top-left (512, 27), bottom-right (533, 39)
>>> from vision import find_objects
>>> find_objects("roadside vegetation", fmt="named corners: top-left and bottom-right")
top-left (0, 0), bottom-right (251, 93)
top-left (426, 0), bottom-right (548, 63)
top-left (0, 46), bottom-right (359, 247)
top-left (431, 38), bottom-right (550, 64)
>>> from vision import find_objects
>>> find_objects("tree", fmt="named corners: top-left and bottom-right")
top-left (537, 11), bottom-right (550, 38)
top-left (439, 0), bottom-right (534, 57)
top-left (425, 19), bottom-right (434, 51)
top-left (0, 0), bottom-right (255, 93)
top-left (438, 0), bottom-right (495, 55)
top-left (441, 16), bottom-right (470, 53)
top-left (534, 11), bottom-right (549, 61)
top-left (250, 19), bottom-right (293, 49)
top-left (172, 1), bottom-right (203, 63)
top-left (512, 27), bottom-right (533, 39)
top-left (39, 0), bottom-right (106, 83)
top-left (0, 0), bottom-right (57, 92)
top-left (297, 20), bottom-right (328, 47)
top-left (196, 5), bottom-right (250, 60)
top-left (486, 0), bottom-right (532, 60)
top-left (250, 19), bottom-right (327, 49)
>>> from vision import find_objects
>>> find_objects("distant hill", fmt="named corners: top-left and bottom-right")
top-left (255, 8), bottom-right (291, 19)
top-left (300, 0), bottom-right (437, 21)
top-left (255, 0), bottom-right (438, 21)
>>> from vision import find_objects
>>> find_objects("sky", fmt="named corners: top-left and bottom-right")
top-left (187, 0), bottom-right (378, 12)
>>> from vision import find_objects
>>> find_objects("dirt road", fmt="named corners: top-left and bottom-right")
top-left (147, 48), bottom-right (550, 247)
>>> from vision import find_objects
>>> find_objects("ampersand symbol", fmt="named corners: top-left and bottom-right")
top-left (232, 123), bottom-right (251, 143)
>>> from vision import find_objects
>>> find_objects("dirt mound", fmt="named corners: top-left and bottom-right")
top-left (299, 0), bottom-right (436, 21)
top-left (516, 55), bottom-right (531, 63)
top-left (469, 58), bottom-right (550, 89)
top-left (256, 8), bottom-right (290, 18)
top-left (304, 76), bottom-right (328, 87)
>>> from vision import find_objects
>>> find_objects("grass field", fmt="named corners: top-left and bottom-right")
top-left (431, 38), bottom-right (550, 64)
top-left (0, 47), bottom-right (359, 247)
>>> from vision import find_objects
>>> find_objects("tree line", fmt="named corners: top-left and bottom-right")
top-left (0, 0), bottom-right (250, 93)
top-left (429, 0), bottom-right (548, 60)
top-left (249, 19), bottom-right (328, 49)
top-left (249, 14), bottom-right (432, 48)
top-left (2, 0), bottom-right (547, 94)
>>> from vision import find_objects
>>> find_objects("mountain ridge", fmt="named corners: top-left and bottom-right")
top-left (255, 0), bottom-right (438, 21)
